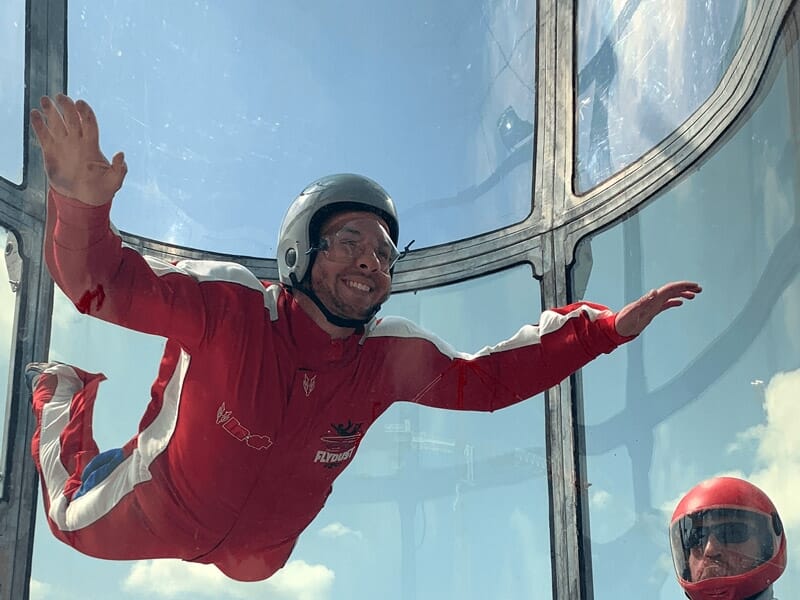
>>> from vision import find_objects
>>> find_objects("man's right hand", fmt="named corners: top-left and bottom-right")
top-left (30, 94), bottom-right (127, 207)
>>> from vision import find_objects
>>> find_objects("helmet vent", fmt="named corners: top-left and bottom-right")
top-left (285, 248), bottom-right (297, 268)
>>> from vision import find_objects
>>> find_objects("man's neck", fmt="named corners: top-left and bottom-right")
top-left (293, 291), bottom-right (356, 339)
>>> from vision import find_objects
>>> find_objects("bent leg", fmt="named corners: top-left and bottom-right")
top-left (29, 362), bottom-right (168, 559)
top-left (30, 362), bottom-right (105, 513)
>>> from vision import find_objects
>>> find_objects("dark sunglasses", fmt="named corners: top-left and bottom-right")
top-left (686, 522), bottom-right (753, 549)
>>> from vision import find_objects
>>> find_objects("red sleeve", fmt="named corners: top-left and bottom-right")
top-left (369, 304), bottom-right (632, 412)
top-left (45, 189), bottom-right (255, 349)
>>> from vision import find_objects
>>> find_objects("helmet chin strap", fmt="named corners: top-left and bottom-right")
top-left (291, 275), bottom-right (380, 329)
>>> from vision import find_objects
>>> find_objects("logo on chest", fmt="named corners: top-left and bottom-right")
top-left (216, 402), bottom-right (273, 451)
top-left (302, 373), bottom-right (316, 397)
top-left (314, 420), bottom-right (364, 469)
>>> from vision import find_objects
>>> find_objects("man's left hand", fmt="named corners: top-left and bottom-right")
top-left (614, 281), bottom-right (702, 337)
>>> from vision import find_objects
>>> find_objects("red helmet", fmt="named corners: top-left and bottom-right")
top-left (670, 477), bottom-right (786, 600)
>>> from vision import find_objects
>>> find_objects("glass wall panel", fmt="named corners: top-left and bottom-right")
top-left (31, 266), bottom-right (549, 600)
top-left (0, 0), bottom-right (25, 184)
top-left (575, 23), bottom-right (799, 599)
top-left (68, 1), bottom-right (536, 253)
top-left (575, 0), bottom-right (755, 193)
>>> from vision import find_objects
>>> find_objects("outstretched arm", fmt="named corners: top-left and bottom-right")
top-left (370, 280), bottom-right (702, 413)
top-left (614, 281), bottom-right (702, 337)
top-left (30, 94), bottom-right (127, 207)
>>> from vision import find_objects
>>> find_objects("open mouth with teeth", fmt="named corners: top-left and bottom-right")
top-left (343, 279), bottom-right (372, 293)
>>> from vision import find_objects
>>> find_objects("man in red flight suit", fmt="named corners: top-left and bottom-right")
top-left (28, 94), bottom-right (701, 581)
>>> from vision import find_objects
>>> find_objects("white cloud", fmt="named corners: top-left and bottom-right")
top-left (122, 558), bottom-right (334, 600)
top-left (318, 522), bottom-right (362, 539)
top-left (725, 424), bottom-right (762, 455)
top-left (29, 578), bottom-right (52, 600)
top-left (745, 369), bottom-right (800, 532)
top-left (589, 488), bottom-right (612, 509)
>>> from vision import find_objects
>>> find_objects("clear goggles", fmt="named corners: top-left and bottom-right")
top-left (312, 219), bottom-right (401, 273)
top-left (670, 508), bottom-right (778, 582)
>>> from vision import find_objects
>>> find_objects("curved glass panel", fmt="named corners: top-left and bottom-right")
top-left (575, 0), bottom-right (755, 193)
top-left (68, 2), bottom-right (536, 253)
top-left (575, 22), bottom-right (800, 599)
top-left (31, 266), bottom-right (549, 599)
top-left (0, 0), bottom-right (25, 184)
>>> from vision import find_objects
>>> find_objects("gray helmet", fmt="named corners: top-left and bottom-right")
top-left (277, 173), bottom-right (400, 286)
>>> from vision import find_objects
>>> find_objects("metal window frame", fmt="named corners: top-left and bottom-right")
top-left (0, 1), bottom-right (64, 598)
top-left (0, 0), bottom-right (795, 598)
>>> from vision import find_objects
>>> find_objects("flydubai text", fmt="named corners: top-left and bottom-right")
top-left (314, 447), bottom-right (355, 464)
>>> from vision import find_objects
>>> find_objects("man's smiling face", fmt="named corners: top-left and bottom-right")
top-left (309, 210), bottom-right (393, 322)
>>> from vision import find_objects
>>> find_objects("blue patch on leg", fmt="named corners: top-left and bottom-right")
top-left (73, 448), bottom-right (126, 500)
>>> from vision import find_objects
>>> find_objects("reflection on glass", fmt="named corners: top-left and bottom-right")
top-left (0, 229), bottom-right (19, 473)
top-left (575, 23), bottom-right (800, 600)
top-left (575, 0), bottom-right (755, 193)
top-left (0, 0), bottom-right (25, 184)
top-left (68, 2), bottom-right (536, 253)
top-left (31, 266), bottom-right (550, 599)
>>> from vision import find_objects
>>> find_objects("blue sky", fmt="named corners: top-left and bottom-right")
top-left (0, 0), bottom-right (24, 184)
top-left (65, 1), bottom-right (536, 255)
top-left (1, 1), bottom-right (798, 599)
